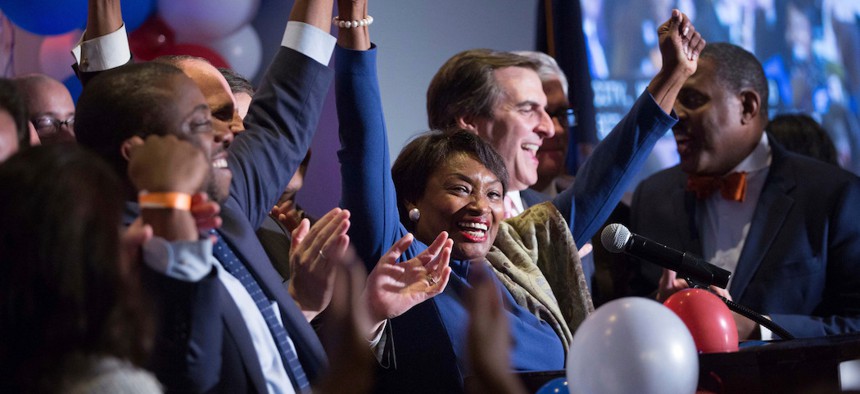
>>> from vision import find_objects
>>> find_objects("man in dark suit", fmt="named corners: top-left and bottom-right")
top-left (73, 0), bottom-right (340, 391)
top-left (629, 42), bottom-right (860, 340)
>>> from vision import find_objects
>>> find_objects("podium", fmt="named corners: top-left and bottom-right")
top-left (508, 333), bottom-right (860, 393)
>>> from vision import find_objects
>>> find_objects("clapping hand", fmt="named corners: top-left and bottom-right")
top-left (363, 232), bottom-right (453, 334)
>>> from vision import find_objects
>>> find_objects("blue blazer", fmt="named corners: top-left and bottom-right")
top-left (139, 47), bottom-right (332, 393)
top-left (630, 139), bottom-right (860, 338)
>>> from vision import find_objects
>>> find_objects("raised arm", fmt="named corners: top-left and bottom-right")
top-left (335, 8), bottom-right (410, 270)
top-left (554, 10), bottom-right (702, 246)
top-left (226, 0), bottom-right (336, 229)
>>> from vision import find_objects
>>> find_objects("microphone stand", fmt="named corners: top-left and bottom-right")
top-left (685, 279), bottom-right (795, 340)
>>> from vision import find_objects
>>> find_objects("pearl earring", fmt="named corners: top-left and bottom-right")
top-left (408, 208), bottom-right (420, 222)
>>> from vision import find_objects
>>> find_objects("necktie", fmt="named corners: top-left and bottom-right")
top-left (211, 230), bottom-right (310, 392)
top-left (686, 171), bottom-right (748, 202)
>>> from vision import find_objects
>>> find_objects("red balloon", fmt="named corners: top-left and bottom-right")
top-left (155, 44), bottom-right (230, 68)
top-left (129, 16), bottom-right (175, 61)
top-left (664, 288), bottom-right (739, 353)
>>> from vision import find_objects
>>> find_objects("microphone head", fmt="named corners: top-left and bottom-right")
top-left (601, 223), bottom-right (631, 253)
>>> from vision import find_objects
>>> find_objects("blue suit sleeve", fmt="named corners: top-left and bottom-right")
top-left (335, 45), bottom-right (411, 270)
top-left (553, 90), bottom-right (676, 247)
top-left (227, 47), bottom-right (334, 230)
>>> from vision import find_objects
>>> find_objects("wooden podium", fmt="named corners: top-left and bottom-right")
top-left (506, 333), bottom-right (860, 393)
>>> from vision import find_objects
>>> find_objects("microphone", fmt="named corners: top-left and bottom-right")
top-left (601, 223), bottom-right (731, 289)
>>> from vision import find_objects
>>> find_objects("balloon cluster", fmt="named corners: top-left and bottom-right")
top-left (1, 0), bottom-right (263, 89)
top-left (567, 298), bottom-right (700, 394)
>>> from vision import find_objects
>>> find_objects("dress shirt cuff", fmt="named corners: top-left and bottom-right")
top-left (72, 24), bottom-right (131, 72)
top-left (759, 321), bottom-right (774, 340)
top-left (281, 21), bottom-right (336, 66)
top-left (143, 237), bottom-right (214, 282)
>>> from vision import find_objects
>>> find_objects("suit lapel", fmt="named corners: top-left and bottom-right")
top-left (730, 147), bottom-right (796, 300)
top-left (219, 199), bottom-right (328, 380)
top-left (221, 288), bottom-right (269, 394)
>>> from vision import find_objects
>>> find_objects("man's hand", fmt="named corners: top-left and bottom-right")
top-left (657, 9), bottom-right (705, 78)
top-left (120, 217), bottom-right (154, 270)
top-left (288, 208), bottom-right (351, 321)
top-left (657, 268), bottom-right (731, 302)
top-left (127, 135), bottom-right (210, 194)
top-left (191, 193), bottom-right (222, 233)
top-left (271, 199), bottom-right (305, 233)
top-left (647, 9), bottom-right (706, 113)
top-left (363, 232), bottom-right (453, 334)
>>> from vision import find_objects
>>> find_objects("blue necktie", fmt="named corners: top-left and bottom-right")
top-left (211, 230), bottom-right (310, 392)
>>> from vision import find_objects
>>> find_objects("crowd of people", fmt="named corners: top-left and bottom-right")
top-left (1, 0), bottom-right (858, 393)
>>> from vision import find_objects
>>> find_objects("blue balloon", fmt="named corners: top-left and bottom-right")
top-left (536, 377), bottom-right (569, 394)
top-left (121, 0), bottom-right (156, 32)
top-left (63, 75), bottom-right (82, 103)
top-left (0, 0), bottom-right (88, 35)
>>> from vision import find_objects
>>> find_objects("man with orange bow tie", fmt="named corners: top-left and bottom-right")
top-left (628, 43), bottom-right (860, 340)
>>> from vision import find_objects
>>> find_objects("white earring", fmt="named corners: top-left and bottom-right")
top-left (408, 208), bottom-right (420, 222)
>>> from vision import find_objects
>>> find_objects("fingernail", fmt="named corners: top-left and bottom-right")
top-left (683, 26), bottom-right (689, 37)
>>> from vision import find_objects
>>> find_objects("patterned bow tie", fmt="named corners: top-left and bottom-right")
top-left (686, 171), bottom-right (748, 202)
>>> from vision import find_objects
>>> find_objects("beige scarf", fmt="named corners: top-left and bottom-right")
top-left (485, 201), bottom-right (594, 353)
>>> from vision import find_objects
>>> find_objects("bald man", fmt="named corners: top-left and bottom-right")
top-left (14, 74), bottom-right (76, 145)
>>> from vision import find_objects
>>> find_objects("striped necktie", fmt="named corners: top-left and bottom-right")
top-left (211, 230), bottom-right (310, 392)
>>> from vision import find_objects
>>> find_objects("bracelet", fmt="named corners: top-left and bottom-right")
top-left (139, 191), bottom-right (192, 211)
top-left (332, 15), bottom-right (373, 29)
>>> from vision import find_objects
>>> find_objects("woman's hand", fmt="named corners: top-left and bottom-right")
top-left (363, 232), bottom-right (453, 334)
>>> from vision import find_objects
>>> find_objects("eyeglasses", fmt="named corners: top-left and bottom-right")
top-left (547, 107), bottom-right (576, 130)
top-left (31, 115), bottom-right (75, 135)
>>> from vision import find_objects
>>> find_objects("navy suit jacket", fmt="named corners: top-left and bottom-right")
top-left (630, 139), bottom-right (860, 338)
top-left (130, 47), bottom-right (332, 393)
top-left (520, 188), bottom-right (552, 208)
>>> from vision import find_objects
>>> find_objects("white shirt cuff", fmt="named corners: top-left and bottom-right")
top-left (143, 237), bottom-right (214, 282)
top-left (72, 24), bottom-right (132, 72)
top-left (281, 21), bottom-right (336, 66)
top-left (759, 323), bottom-right (774, 340)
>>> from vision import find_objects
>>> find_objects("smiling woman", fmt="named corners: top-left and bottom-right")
top-left (336, 7), bottom-right (702, 393)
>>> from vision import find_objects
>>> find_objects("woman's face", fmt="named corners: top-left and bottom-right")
top-left (411, 153), bottom-right (505, 261)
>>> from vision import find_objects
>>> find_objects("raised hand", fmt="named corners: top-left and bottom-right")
top-left (363, 232), bottom-right (453, 332)
top-left (288, 208), bottom-right (351, 321)
top-left (648, 9), bottom-right (706, 113)
top-left (127, 135), bottom-right (210, 194)
top-left (658, 9), bottom-right (705, 77)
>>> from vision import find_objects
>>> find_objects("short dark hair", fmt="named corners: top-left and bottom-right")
top-left (75, 62), bottom-right (186, 179)
top-left (392, 129), bottom-right (509, 230)
top-left (0, 144), bottom-right (153, 392)
top-left (700, 43), bottom-right (770, 117)
top-left (218, 67), bottom-right (255, 96)
top-left (0, 78), bottom-right (30, 148)
top-left (767, 113), bottom-right (839, 166)
top-left (426, 49), bottom-right (540, 130)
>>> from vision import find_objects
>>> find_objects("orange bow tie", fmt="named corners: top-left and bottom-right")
top-left (686, 171), bottom-right (748, 202)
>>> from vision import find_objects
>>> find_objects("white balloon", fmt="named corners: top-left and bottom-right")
top-left (567, 297), bottom-right (699, 394)
top-left (38, 29), bottom-right (81, 81)
top-left (208, 25), bottom-right (262, 81)
top-left (157, 0), bottom-right (259, 42)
